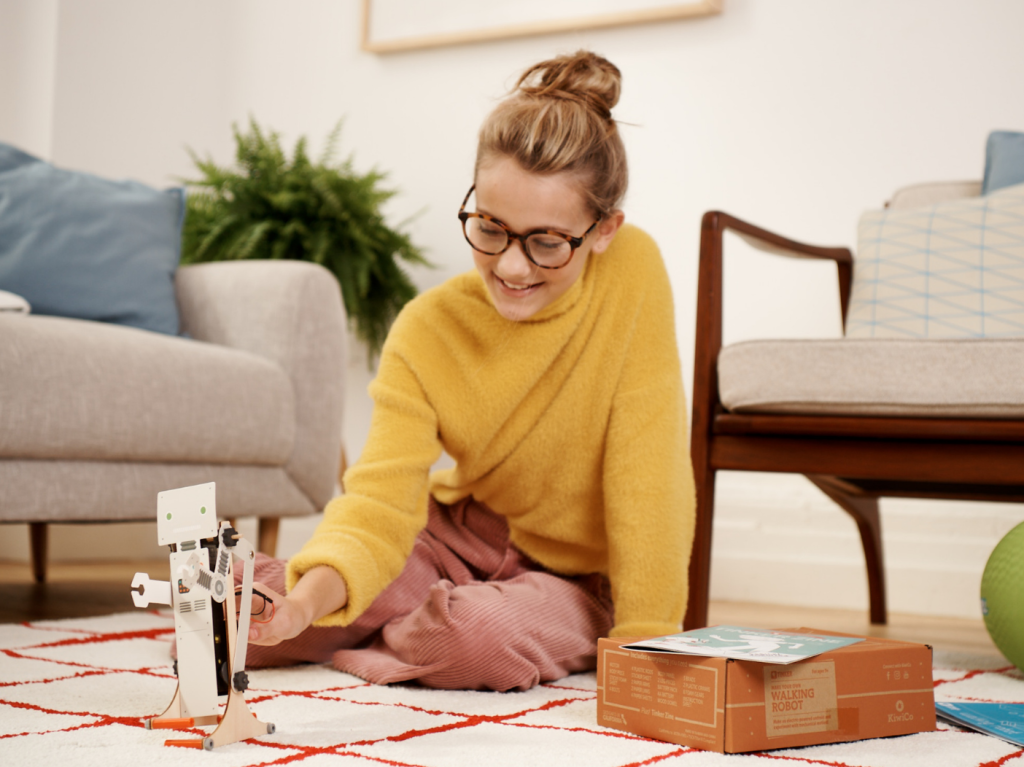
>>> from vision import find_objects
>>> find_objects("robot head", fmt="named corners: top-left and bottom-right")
top-left (157, 482), bottom-right (218, 546)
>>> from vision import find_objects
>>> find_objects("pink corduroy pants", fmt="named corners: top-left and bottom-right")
top-left (239, 497), bottom-right (614, 691)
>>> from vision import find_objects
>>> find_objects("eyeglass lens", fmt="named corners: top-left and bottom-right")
top-left (464, 217), bottom-right (574, 268)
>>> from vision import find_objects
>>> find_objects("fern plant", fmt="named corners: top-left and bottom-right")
top-left (181, 118), bottom-right (430, 363)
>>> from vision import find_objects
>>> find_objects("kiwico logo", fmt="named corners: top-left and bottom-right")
top-left (888, 699), bottom-right (914, 723)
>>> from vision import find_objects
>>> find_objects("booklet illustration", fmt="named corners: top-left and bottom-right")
top-left (936, 701), bottom-right (1024, 748)
top-left (620, 625), bottom-right (864, 664)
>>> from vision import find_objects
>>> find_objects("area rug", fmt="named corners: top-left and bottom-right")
top-left (1, 611), bottom-right (1022, 766)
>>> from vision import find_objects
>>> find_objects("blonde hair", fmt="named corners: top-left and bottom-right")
top-left (476, 50), bottom-right (627, 217)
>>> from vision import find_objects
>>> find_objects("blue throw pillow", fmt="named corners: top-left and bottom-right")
top-left (982, 130), bottom-right (1024, 195)
top-left (0, 143), bottom-right (185, 335)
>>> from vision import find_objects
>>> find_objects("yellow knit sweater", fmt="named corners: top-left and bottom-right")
top-left (287, 224), bottom-right (696, 638)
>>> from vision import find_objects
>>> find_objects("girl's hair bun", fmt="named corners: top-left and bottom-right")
top-left (477, 50), bottom-right (628, 215)
top-left (516, 50), bottom-right (622, 121)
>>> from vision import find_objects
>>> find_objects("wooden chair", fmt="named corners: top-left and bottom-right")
top-left (685, 186), bottom-right (1024, 631)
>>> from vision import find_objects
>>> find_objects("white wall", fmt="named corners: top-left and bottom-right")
top-left (48, 0), bottom-right (236, 185)
top-left (0, 0), bottom-right (58, 159)
top-left (3, 0), bottom-right (1024, 618)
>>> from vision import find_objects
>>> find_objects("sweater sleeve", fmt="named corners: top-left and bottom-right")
top-left (286, 334), bottom-right (442, 626)
top-left (602, 241), bottom-right (696, 638)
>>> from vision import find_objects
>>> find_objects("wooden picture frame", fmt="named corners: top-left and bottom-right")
top-left (361, 0), bottom-right (722, 54)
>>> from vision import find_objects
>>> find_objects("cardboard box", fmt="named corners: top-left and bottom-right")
top-left (597, 628), bottom-right (935, 753)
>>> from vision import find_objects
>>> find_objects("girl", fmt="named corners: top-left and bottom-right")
top-left (241, 50), bottom-right (696, 692)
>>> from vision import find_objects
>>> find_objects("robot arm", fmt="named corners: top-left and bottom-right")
top-left (131, 573), bottom-right (172, 608)
top-left (177, 548), bottom-right (229, 603)
top-left (229, 530), bottom-right (257, 679)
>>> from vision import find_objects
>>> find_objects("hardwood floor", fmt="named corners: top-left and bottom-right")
top-left (0, 559), bottom-right (166, 623)
top-left (708, 599), bottom-right (1002, 660)
top-left (0, 559), bottom-right (1003, 661)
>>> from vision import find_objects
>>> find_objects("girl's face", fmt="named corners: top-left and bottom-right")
top-left (471, 156), bottom-right (623, 322)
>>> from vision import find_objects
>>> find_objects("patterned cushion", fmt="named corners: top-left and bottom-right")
top-left (846, 182), bottom-right (1024, 338)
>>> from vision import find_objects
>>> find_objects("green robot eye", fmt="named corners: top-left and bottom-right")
top-left (201, 506), bottom-right (207, 514)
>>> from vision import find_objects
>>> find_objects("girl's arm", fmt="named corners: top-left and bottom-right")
top-left (285, 323), bottom-right (443, 627)
top-left (602, 233), bottom-right (696, 637)
top-left (247, 565), bottom-right (348, 645)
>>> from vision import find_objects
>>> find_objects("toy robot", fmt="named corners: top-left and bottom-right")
top-left (130, 482), bottom-right (275, 750)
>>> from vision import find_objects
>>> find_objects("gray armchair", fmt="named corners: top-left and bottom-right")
top-left (0, 259), bottom-right (347, 581)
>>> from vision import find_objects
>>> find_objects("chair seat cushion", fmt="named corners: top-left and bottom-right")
top-left (718, 338), bottom-right (1024, 418)
top-left (0, 314), bottom-right (296, 463)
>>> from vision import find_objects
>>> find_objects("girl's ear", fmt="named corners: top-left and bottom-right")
top-left (590, 210), bottom-right (625, 254)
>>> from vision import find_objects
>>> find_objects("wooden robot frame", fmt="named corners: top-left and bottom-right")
top-left (130, 482), bottom-right (276, 750)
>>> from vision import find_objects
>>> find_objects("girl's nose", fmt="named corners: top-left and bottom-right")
top-left (496, 239), bottom-right (535, 281)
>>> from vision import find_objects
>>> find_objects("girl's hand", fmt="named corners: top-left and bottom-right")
top-left (242, 565), bottom-right (348, 646)
top-left (245, 582), bottom-right (312, 646)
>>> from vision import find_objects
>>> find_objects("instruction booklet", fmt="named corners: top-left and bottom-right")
top-left (620, 625), bottom-right (864, 664)
top-left (936, 701), bottom-right (1024, 748)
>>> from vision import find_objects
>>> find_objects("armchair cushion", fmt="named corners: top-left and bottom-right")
top-left (846, 181), bottom-right (1024, 339)
top-left (718, 338), bottom-right (1024, 418)
top-left (0, 260), bottom-right (346, 528)
top-left (983, 130), bottom-right (1024, 195)
top-left (0, 314), bottom-right (295, 464)
top-left (0, 143), bottom-right (184, 336)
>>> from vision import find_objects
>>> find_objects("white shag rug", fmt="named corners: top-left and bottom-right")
top-left (1, 610), bottom-right (1021, 766)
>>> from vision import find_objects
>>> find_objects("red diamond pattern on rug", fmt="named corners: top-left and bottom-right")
top-left (1, 612), bottom-right (1023, 767)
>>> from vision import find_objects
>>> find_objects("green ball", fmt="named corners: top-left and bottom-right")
top-left (981, 521), bottom-right (1024, 670)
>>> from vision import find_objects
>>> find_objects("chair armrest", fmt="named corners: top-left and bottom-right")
top-left (175, 260), bottom-right (347, 510)
top-left (704, 211), bottom-right (853, 303)
top-left (686, 212), bottom-right (853, 632)
top-left (692, 211), bottom-right (853, 466)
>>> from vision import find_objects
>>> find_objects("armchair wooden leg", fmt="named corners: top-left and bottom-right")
top-left (257, 517), bottom-right (280, 558)
top-left (29, 522), bottom-right (48, 584)
top-left (684, 465), bottom-right (717, 631)
top-left (806, 475), bottom-right (887, 625)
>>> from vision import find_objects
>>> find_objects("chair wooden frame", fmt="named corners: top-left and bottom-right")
top-left (685, 210), bottom-right (1024, 630)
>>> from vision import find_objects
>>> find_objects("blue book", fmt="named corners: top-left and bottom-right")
top-left (936, 701), bottom-right (1024, 747)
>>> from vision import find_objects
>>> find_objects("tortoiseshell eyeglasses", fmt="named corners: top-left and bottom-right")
top-left (457, 185), bottom-right (600, 270)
